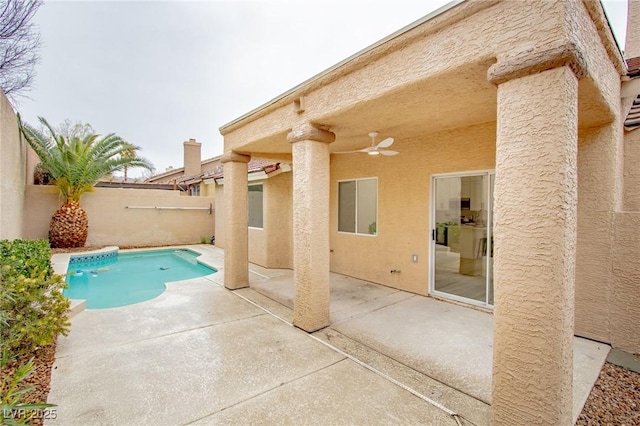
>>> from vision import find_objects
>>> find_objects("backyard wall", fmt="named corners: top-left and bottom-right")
top-left (24, 185), bottom-right (215, 247)
top-left (0, 92), bottom-right (26, 240)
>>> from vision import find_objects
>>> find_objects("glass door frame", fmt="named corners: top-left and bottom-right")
top-left (429, 169), bottom-right (495, 309)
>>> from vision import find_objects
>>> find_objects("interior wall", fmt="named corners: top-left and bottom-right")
top-left (329, 122), bottom-right (496, 295)
top-left (0, 92), bottom-right (26, 240)
top-left (24, 185), bottom-right (215, 247)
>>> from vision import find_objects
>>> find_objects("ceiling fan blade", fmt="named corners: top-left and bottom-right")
top-left (376, 137), bottom-right (394, 148)
top-left (334, 146), bottom-right (377, 154)
top-left (379, 150), bottom-right (399, 156)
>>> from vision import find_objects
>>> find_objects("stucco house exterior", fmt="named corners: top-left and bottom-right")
top-left (145, 138), bottom-right (220, 196)
top-left (216, 0), bottom-right (640, 424)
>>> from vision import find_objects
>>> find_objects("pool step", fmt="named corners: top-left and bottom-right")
top-left (68, 299), bottom-right (86, 317)
top-left (172, 250), bottom-right (198, 265)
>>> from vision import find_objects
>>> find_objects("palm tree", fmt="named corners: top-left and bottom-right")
top-left (121, 141), bottom-right (139, 182)
top-left (20, 116), bottom-right (154, 248)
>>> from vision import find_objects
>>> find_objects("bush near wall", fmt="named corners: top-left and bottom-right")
top-left (0, 239), bottom-right (69, 356)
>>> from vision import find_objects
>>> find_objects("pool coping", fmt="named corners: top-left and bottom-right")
top-left (52, 245), bottom-right (219, 316)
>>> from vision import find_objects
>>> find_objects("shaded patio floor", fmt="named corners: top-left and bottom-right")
top-left (48, 245), bottom-right (609, 425)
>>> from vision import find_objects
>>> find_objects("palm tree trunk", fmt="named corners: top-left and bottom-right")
top-left (49, 201), bottom-right (88, 248)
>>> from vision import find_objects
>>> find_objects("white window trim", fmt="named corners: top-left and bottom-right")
top-left (429, 169), bottom-right (496, 309)
top-left (337, 177), bottom-right (378, 237)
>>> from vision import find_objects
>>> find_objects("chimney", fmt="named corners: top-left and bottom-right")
top-left (626, 0), bottom-right (640, 59)
top-left (183, 138), bottom-right (202, 177)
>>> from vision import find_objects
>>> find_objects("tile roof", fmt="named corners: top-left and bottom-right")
top-left (204, 159), bottom-right (280, 179)
top-left (627, 56), bottom-right (640, 77)
top-left (624, 57), bottom-right (640, 131)
top-left (625, 94), bottom-right (640, 131)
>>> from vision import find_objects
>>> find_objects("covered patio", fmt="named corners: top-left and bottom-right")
top-left (49, 246), bottom-right (608, 425)
top-left (218, 1), bottom-right (627, 423)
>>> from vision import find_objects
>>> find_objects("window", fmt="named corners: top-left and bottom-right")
top-left (190, 184), bottom-right (200, 196)
top-left (248, 184), bottom-right (264, 229)
top-left (338, 178), bottom-right (377, 235)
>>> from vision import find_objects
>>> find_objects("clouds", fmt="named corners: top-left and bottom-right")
top-left (18, 0), bottom-right (628, 177)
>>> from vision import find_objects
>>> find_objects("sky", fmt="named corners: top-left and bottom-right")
top-left (17, 0), bottom-right (629, 178)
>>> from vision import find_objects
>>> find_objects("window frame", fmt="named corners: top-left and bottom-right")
top-left (337, 177), bottom-right (378, 237)
top-left (247, 183), bottom-right (264, 230)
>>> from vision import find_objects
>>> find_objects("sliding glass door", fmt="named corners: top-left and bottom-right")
top-left (431, 172), bottom-right (494, 307)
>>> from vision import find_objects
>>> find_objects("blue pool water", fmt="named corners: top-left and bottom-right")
top-left (65, 249), bottom-right (216, 309)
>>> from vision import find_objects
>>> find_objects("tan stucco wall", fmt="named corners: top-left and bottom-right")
top-left (0, 92), bottom-right (25, 240)
top-left (214, 184), bottom-right (225, 247)
top-left (183, 140), bottom-right (202, 177)
top-left (202, 182), bottom-right (216, 197)
top-left (613, 117), bottom-right (640, 353)
top-left (612, 212), bottom-right (640, 352)
top-left (623, 127), bottom-right (640, 211)
top-left (222, 1), bottom-right (618, 154)
top-left (626, 0), bottom-right (640, 59)
top-left (248, 172), bottom-right (293, 269)
top-left (330, 123), bottom-right (496, 295)
top-left (265, 172), bottom-right (293, 268)
top-left (24, 185), bottom-right (214, 246)
top-left (217, 0), bottom-right (636, 418)
top-left (216, 171), bottom-right (292, 268)
top-left (492, 66), bottom-right (578, 425)
top-left (573, 20), bottom-right (624, 343)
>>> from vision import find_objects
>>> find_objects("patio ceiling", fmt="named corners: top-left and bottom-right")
top-left (239, 60), bottom-right (613, 157)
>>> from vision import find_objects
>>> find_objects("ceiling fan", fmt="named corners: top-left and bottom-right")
top-left (334, 132), bottom-right (399, 156)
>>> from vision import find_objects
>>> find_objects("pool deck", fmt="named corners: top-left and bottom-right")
top-left (47, 245), bottom-right (609, 425)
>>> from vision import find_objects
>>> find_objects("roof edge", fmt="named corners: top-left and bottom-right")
top-left (219, 0), bottom-right (481, 135)
top-left (582, 0), bottom-right (627, 75)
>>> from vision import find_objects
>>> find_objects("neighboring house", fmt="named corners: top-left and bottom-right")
top-left (217, 0), bottom-right (640, 424)
top-left (145, 139), bottom-right (288, 204)
top-left (146, 139), bottom-right (288, 247)
top-left (145, 139), bottom-right (221, 196)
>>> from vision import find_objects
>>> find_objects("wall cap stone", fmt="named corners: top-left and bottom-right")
top-left (220, 152), bottom-right (251, 164)
top-left (287, 123), bottom-right (336, 144)
top-left (488, 42), bottom-right (588, 86)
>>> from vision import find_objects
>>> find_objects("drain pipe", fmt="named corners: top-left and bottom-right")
top-left (227, 288), bottom-right (463, 426)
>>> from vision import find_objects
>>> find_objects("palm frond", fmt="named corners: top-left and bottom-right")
top-left (19, 117), bottom-right (155, 203)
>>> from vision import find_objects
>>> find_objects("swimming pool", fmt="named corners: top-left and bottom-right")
top-left (65, 249), bottom-right (216, 309)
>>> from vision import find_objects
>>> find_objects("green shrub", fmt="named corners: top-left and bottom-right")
top-left (0, 240), bottom-right (69, 357)
top-left (0, 354), bottom-right (56, 425)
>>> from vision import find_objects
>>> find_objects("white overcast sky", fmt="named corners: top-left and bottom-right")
top-left (17, 0), bottom-right (629, 178)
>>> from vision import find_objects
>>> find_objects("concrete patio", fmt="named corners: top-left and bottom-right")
top-left (48, 245), bottom-right (609, 425)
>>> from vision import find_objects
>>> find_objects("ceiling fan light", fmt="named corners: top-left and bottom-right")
top-left (368, 150), bottom-right (380, 155)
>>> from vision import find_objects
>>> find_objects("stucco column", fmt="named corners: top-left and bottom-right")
top-left (221, 152), bottom-right (251, 290)
top-left (488, 44), bottom-right (585, 426)
top-left (287, 123), bottom-right (335, 332)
